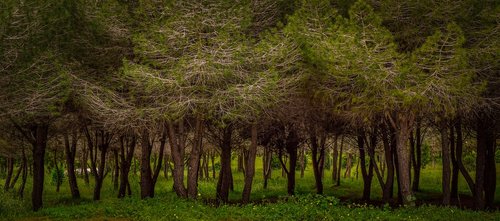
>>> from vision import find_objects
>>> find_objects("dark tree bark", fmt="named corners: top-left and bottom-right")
top-left (82, 144), bottom-right (89, 185)
top-left (332, 135), bottom-right (339, 183)
top-left (167, 120), bottom-right (187, 198)
top-left (411, 119), bottom-right (422, 192)
top-left (310, 128), bottom-right (326, 194)
top-left (336, 136), bottom-right (344, 186)
top-left (359, 129), bottom-right (376, 201)
top-left (187, 117), bottom-right (204, 199)
top-left (4, 157), bottom-right (14, 191)
top-left (440, 121), bottom-right (451, 205)
top-left (63, 129), bottom-right (80, 199)
top-left (31, 123), bottom-right (49, 211)
top-left (113, 149), bottom-right (119, 191)
top-left (118, 135), bottom-right (136, 198)
top-left (344, 154), bottom-right (352, 178)
top-left (278, 128), bottom-right (299, 196)
top-left (450, 122), bottom-right (459, 199)
top-left (140, 129), bottom-right (154, 199)
top-left (85, 128), bottom-right (112, 201)
top-left (216, 124), bottom-right (233, 203)
top-left (140, 128), bottom-right (166, 199)
top-left (454, 117), bottom-right (475, 194)
top-left (389, 112), bottom-right (414, 205)
top-left (18, 147), bottom-right (28, 198)
top-left (263, 147), bottom-right (272, 189)
top-left (380, 124), bottom-right (395, 201)
top-left (477, 115), bottom-right (496, 209)
top-left (242, 124), bottom-right (258, 203)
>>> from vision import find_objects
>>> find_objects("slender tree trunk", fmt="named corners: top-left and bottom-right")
top-left (454, 117), bottom-right (475, 194)
top-left (332, 135), bottom-right (338, 183)
top-left (118, 136), bottom-right (136, 198)
top-left (85, 128), bottom-right (111, 201)
top-left (167, 121), bottom-right (187, 198)
top-left (216, 124), bottom-right (233, 203)
top-left (4, 157), bottom-right (13, 191)
top-left (113, 149), bottom-right (119, 191)
top-left (412, 120), bottom-right (422, 192)
top-left (31, 123), bottom-right (49, 211)
top-left (82, 144), bottom-right (89, 185)
top-left (19, 147), bottom-right (28, 198)
top-left (344, 154), bottom-right (352, 178)
top-left (64, 130), bottom-right (80, 199)
top-left (477, 115), bottom-right (496, 209)
top-left (263, 148), bottom-right (272, 189)
top-left (381, 125), bottom-right (395, 201)
top-left (440, 121), bottom-right (451, 205)
top-left (300, 146), bottom-right (305, 178)
top-left (390, 112), bottom-right (414, 205)
top-left (450, 122), bottom-right (459, 199)
top-left (140, 129), bottom-right (154, 199)
top-left (336, 136), bottom-right (344, 186)
top-left (310, 128), bottom-right (325, 194)
top-left (242, 124), bottom-right (258, 203)
top-left (187, 118), bottom-right (204, 199)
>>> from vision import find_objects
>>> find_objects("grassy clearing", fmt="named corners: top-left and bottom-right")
top-left (0, 159), bottom-right (499, 220)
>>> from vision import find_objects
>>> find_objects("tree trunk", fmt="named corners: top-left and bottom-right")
top-left (4, 157), bottom-right (13, 191)
top-left (450, 122), bottom-right (459, 199)
top-left (332, 135), bottom-right (338, 183)
top-left (31, 123), bottom-right (49, 211)
top-left (118, 135), bottom-right (136, 198)
top-left (344, 154), bottom-right (352, 178)
top-left (477, 115), bottom-right (496, 209)
top-left (263, 148), bottom-right (272, 189)
top-left (390, 112), bottom-right (414, 205)
top-left (310, 128), bottom-right (325, 194)
top-left (381, 125), bottom-right (395, 202)
top-left (85, 128), bottom-right (111, 201)
top-left (187, 117), bottom-right (204, 199)
top-left (167, 120), bottom-right (187, 198)
top-left (19, 147), bottom-right (28, 198)
top-left (412, 119), bottom-right (422, 192)
top-left (113, 149), bottom-right (119, 191)
top-left (336, 136), bottom-right (344, 186)
top-left (300, 146), bottom-right (305, 178)
top-left (242, 124), bottom-right (258, 203)
top-left (140, 129), bottom-right (154, 199)
top-left (440, 121), bottom-right (451, 205)
top-left (82, 144), bottom-right (89, 185)
top-left (216, 124), bottom-right (233, 203)
top-left (64, 130), bottom-right (80, 199)
top-left (454, 117), bottom-right (475, 195)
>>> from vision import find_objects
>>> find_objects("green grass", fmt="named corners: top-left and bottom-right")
top-left (0, 158), bottom-right (499, 220)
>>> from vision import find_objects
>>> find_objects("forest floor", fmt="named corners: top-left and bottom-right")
top-left (0, 160), bottom-right (499, 220)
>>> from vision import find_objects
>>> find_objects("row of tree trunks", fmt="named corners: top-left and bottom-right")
top-left (63, 129), bottom-right (80, 199)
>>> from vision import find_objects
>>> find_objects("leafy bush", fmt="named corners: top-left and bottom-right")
top-left (51, 167), bottom-right (64, 187)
